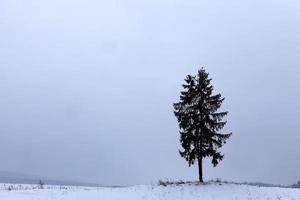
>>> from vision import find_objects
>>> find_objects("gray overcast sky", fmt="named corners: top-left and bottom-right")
top-left (0, 0), bottom-right (300, 186)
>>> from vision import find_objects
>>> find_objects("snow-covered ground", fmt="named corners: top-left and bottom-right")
top-left (0, 182), bottom-right (299, 200)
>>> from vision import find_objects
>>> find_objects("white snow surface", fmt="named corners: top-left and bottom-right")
top-left (0, 182), bottom-right (299, 200)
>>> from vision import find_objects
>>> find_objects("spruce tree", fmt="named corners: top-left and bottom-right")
top-left (173, 68), bottom-right (232, 182)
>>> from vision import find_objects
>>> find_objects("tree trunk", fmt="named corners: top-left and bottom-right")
top-left (198, 156), bottom-right (203, 182)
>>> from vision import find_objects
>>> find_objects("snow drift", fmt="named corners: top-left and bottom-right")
top-left (0, 182), bottom-right (299, 200)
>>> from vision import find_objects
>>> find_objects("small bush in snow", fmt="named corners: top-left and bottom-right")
top-left (38, 180), bottom-right (44, 189)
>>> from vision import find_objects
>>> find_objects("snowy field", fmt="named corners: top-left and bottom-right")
top-left (0, 182), bottom-right (300, 200)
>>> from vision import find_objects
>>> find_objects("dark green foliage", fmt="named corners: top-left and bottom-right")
top-left (173, 68), bottom-right (231, 182)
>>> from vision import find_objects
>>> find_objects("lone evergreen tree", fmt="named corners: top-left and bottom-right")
top-left (173, 68), bottom-right (232, 182)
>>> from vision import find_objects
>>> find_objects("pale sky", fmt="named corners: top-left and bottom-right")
top-left (0, 0), bottom-right (300, 186)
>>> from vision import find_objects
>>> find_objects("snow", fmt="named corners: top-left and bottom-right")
top-left (0, 182), bottom-right (299, 200)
